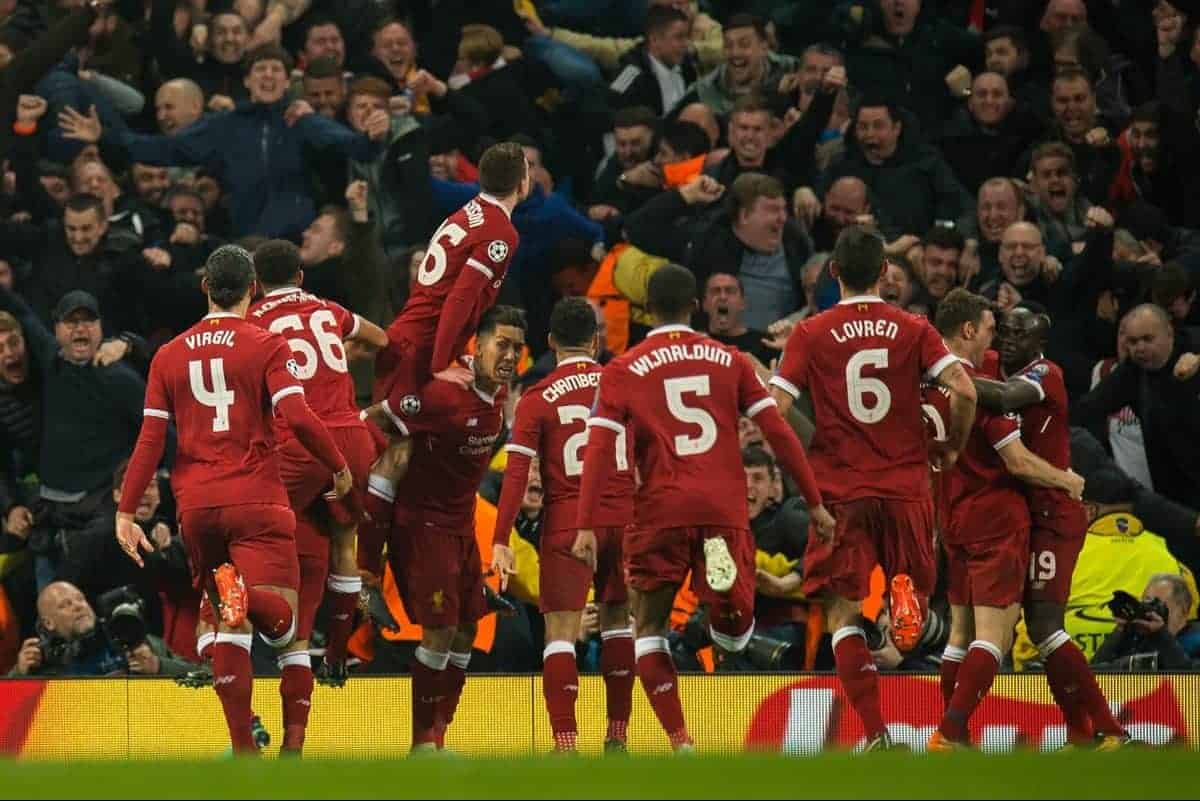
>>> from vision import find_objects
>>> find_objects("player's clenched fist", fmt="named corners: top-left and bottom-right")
top-left (810, 504), bottom-right (836, 544)
top-left (571, 528), bottom-right (597, 571)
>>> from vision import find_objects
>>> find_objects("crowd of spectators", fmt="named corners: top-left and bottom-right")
top-left (1, 0), bottom-right (1198, 677)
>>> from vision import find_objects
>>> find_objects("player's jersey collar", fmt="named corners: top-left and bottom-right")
top-left (264, 286), bottom-right (300, 297)
top-left (203, 312), bottom-right (241, 320)
top-left (472, 383), bottom-right (499, 406)
top-left (558, 355), bottom-right (596, 368)
top-left (837, 295), bottom-right (884, 305)
top-left (1015, 354), bottom-right (1046, 375)
top-left (647, 324), bottom-right (694, 337)
top-left (477, 192), bottom-right (511, 219)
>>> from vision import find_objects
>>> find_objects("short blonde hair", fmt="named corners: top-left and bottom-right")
top-left (458, 24), bottom-right (503, 67)
top-left (0, 311), bottom-right (21, 336)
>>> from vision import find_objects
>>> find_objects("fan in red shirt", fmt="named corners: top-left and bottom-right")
top-left (359, 142), bottom-right (530, 586)
top-left (768, 226), bottom-right (978, 752)
top-left (971, 303), bottom-right (1131, 749)
top-left (922, 290), bottom-right (1077, 751)
top-left (490, 297), bottom-right (636, 753)
top-left (369, 305), bottom-right (526, 753)
top-left (115, 245), bottom-right (352, 755)
top-left (247, 240), bottom-right (389, 697)
top-left (576, 264), bottom-right (832, 752)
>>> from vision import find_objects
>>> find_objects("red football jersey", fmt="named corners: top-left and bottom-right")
top-left (247, 287), bottom-right (363, 432)
top-left (1008, 356), bottom-right (1081, 521)
top-left (375, 194), bottom-right (519, 396)
top-left (584, 325), bottom-right (776, 530)
top-left (770, 295), bottom-right (957, 503)
top-left (388, 371), bottom-right (507, 535)
top-left (142, 313), bottom-right (303, 511)
top-left (507, 356), bottom-right (634, 533)
top-left (943, 363), bottom-right (1030, 543)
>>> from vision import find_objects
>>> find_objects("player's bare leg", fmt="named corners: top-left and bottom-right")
top-left (320, 518), bottom-right (362, 687)
top-left (929, 604), bottom-right (1018, 751)
top-left (824, 594), bottom-right (893, 751)
top-left (1026, 599), bottom-right (1129, 748)
top-left (598, 602), bottom-right (634, 753)
top-left (436, 622), bottom-right (476, 750)
top-left (630, 586), bottom-right (694, 752)
top-left (543, 610), bottom-right (585, 752)
top-left (939, 604), bottom-right (975, 711)
top-left (411, 624), bottom-right (457, 753)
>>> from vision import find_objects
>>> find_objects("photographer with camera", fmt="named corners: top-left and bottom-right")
top-left (9, 580), bottom-right (195, 677)
top-left (1091, 574), bottom-right (1199, 672)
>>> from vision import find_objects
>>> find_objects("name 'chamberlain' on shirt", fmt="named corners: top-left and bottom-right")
top-left (629, 343), bottom-right (732, 376)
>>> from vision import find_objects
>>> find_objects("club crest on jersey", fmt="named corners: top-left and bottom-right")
top-left (1026, 363), bottom-right (1049, 382)
top-left (487, 240), bottom-right (509, 263)
top-left (399, 394), bottom-right (422, 416)
top-left (431, 590), bottom-right (444, 613)
top-left (286, 359), bottom-right (302, 378)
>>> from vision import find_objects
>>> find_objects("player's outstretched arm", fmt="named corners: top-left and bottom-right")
top-left (936, 360), bottom-right (977, 457)
top-left (997, 438), bottom-right (1086, 500)
top-left (490, 449), bottom-right (531, 590)
top-left (276, 392), bottom-right (351, 493)
top-left (115, 414), bottom-right (168, 567)
top-left (973, 376), bottom-right (1042, 414)
top-left (350, 316), bottom-right (389, 351)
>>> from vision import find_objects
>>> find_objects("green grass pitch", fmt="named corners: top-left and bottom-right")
top-left (1, 751), bottom-right (1197, 799)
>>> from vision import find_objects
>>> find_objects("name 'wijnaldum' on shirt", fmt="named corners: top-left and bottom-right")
top-left (629, 344), bottom-right (732, 377)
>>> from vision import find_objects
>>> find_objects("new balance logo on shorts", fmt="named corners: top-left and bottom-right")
top-left (651, 682), bottom-right (674, 695)
top-left (214, 675), bottom-right (237, 686)
top-left (606, 669), bottom-right (631, 678)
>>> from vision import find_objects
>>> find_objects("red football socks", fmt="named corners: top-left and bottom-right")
top-left (323, 574), bottom-right (362, 664)
top-left (212, 636), bottom-right (256, 754)
top-left (940, 645), bottom-right (966, 711)
top-left (832, 627), bottom-right (886, 740)
top-left (1041, 632), bottom-right (1123, 741)
top-left (543, 642), bottom-right (580, 750)
top-left (411, 647), bottom-right (448, 748)
top-left (436, 652), bottom-right (470, 747)
top-left (247, 589), bottom-right (293, 643)
top-left (601, 628), bottom-right (635, 743)
top-left (278, 652), bottom-right (314, 753)
top-left (939, 640), bottom-right (1002, 742)
top-left (635, 636), bottom-right (692, 750)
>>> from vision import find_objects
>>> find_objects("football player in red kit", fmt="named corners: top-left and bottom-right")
top-left (359, 142), bottom-right (530, 581)
top-left (576, 264), bottom-right (833, 752)
top-left (115, 246), bottom-right (351, 754)
top-left (491, 297), bottom-right (636, 753)
top-left (369, 305), bottom-right (526, 752)
top-left (971, 303), bottom-right (1131, 749)
top-left (248, 240), bottom-right (388, 701)
top-left (924, 290), bottom-right (1083, 751)
top-left (768, 226), bottom-right (978, 751)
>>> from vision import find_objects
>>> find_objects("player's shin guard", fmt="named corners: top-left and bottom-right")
top-left (635, 636), bottom-right (692, 750)
top-left (939, 640), bottom-right (1002, 742)
top-left (411, 647), bottom-right (449, 749)
top-left (543, 641), bottom-right (580, 751)
top-left (212, 633), bottom-right (256, 754)
top-left (323, 574), bottom-right (362, 665)
top-left (600, 628), bottom-right (635, 744)
top-left (940, 645), bottom-right (966, 711)
top-left (247, 589), bottom-right (295, 646)
top-left (831, 626), bottom-right (886, 740)
top-left (435, 651), bottom-right (470, 748)
top-left (1040, 631), bottom-right (1123, 740)
top-left (278, 651), bottom-right (314, 754)
top-left (358, 476), bottom-right (396, 577)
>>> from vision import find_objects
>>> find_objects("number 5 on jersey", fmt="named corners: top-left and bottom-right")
top-left (190, 358), bottom-right (235, 432)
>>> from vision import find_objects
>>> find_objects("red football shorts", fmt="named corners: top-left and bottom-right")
top-left (945, 528), bottom-right (1030, 608)
top-left (180, 503), bottom-right (299, 592)
top-left (373, 327), bottom-right (432, 404)
top-left (388, 524), bottom-right (486, 628)
top-left (802, 497), bottom-right (936, 601)
top-left (293, 511), bottom-right (330, 641)
top-left (539, 526), bottom-right (627, 614)
top-left (1025, 527), bottom-right (1086, 605)
top-left (624, 525), bottom-right (754, 636)
top-left (278, 425), bottom-right (376, 513)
